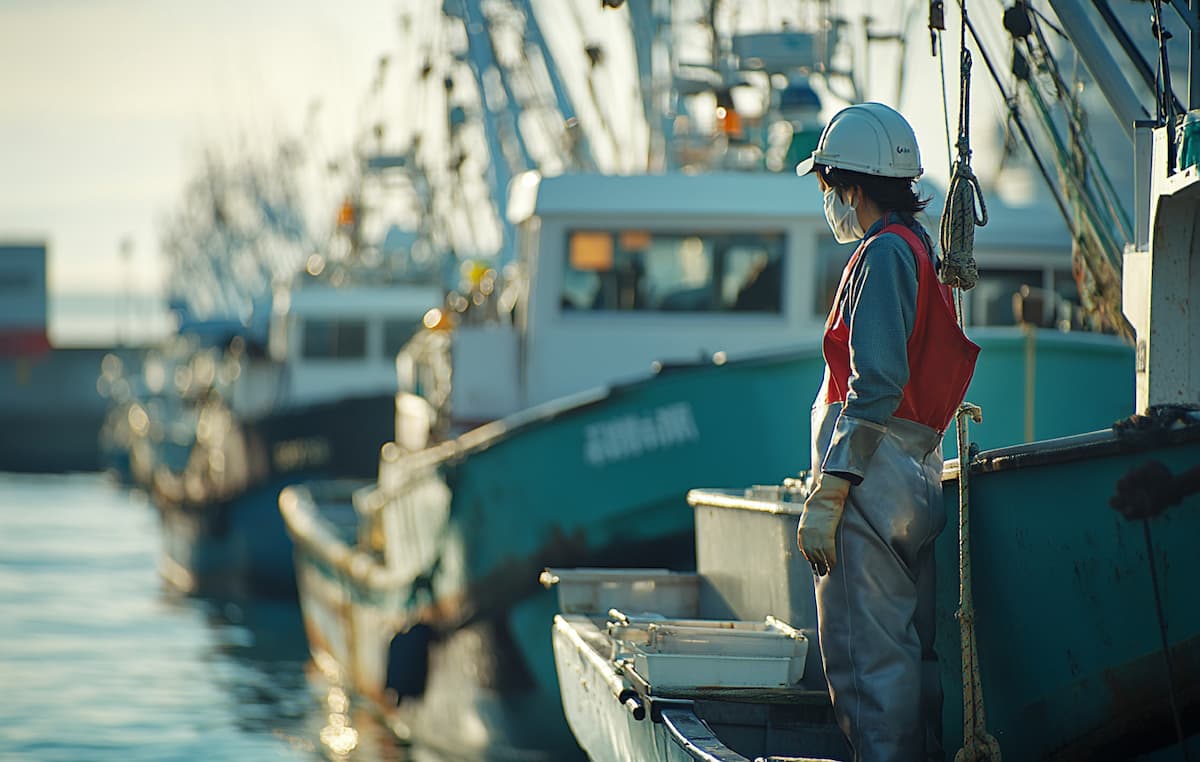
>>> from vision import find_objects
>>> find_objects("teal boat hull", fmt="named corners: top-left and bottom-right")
top-left (284, 330), bottom-right (1137, 757)
top-left (936, 417), bottom-right (1200, 759)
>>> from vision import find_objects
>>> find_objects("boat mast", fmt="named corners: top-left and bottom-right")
top-left (445, 0), bottom-right (530, 270)
top-left (1045, 0), bottom-right (1150, 145)
top-left (512, 0), bottom-right (597, 172)
top-left (625, 0), bottom-right (672, 170)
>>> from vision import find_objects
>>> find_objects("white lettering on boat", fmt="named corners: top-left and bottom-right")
top-left (273, 437), bottom-right (332, 472)
top-left (583, 402), bottom-right (700, 467)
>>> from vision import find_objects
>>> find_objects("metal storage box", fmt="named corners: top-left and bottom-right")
top-left (688, 486), bottom-right (818, 629)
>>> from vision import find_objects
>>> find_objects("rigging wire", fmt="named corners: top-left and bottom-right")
top-left (958, 15), bottom-right (1075, 237)
top-left (940, 32), bottom-right (954, 175)
top-left (1026, 3), bottom-right (1066, 40)
top-left (1021, 81), bottom-right (1124, 257)
top-left (1021, 5), bottom-right (1133, 242)
top-left (1092, 0), bottom-right (1185, 116)
top-left (1143, 520), bottom-right (1192, 760)
top-left (963, 7), bottom-right (1134, 337)
top-left (996, 2), bottom-right (1132, 337)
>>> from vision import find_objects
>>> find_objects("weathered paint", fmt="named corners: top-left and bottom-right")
top-left (936, 423), bottom-right (1200, 759)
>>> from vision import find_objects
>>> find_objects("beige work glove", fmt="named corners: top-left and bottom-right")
top-left (797, 472), bottom-right (852, 577)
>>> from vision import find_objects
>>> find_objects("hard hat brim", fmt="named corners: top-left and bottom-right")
top-left (794, 155), bottom-right (817, 177)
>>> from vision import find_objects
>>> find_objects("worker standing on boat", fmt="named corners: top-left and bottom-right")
top-left (795, 102), bottom-right (979, 762)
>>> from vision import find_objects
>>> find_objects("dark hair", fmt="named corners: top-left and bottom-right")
top-left (817, 164), bottom-right (930, 217)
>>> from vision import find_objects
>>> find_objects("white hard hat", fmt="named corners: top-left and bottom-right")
top-left (795, 102), bottom-right (923, 179)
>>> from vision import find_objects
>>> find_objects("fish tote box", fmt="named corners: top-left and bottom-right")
top-left (609, 615), bottom-right (809, 690)
top-left (539, 568), bottom-right (700, 618)
top-left (688, 486), bottom-right (818, 629)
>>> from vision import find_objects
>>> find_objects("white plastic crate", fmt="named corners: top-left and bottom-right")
top-left (607, 613), bottom-right (809, 690)
top-left (540, 568), bottom-right (700, 617)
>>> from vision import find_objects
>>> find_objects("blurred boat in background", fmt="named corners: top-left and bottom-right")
top-left (147, 255), bottom-right (440, 598)
top-left (107, 137), bottom-right (444, 597)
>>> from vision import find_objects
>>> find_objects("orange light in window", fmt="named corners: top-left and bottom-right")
top-left (569, 231), bottom-right (614, 271)
top-left (618, 230), bottom-right (652, 251)
top-left (337, 199), bottom-right (356, 228)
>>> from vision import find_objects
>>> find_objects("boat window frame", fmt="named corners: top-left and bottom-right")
top-left (557, 228), bottom-right (788, 316)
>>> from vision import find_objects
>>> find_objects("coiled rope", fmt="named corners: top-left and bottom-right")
top-left (938, 1), bottom-right (987, 292)
top-left (934, 1), bottom-right (999, 760)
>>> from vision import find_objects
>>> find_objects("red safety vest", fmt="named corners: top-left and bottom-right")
top-left (823, 223), bottom-right (979, 432)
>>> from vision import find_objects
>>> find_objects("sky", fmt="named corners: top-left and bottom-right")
top-left (0, 0), bottom-right (397, 344)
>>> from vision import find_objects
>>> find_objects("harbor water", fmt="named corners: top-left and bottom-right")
top-left (0, 473), bottom-right (411, 762)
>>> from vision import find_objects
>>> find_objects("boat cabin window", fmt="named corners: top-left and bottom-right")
top-left (813, 233), bottom-right (849, 318)
top-left (561, 230), bottom-right (784, 313)
top-left (302, 319), bottom-right (367, 359)
top-left (967, 267), bottom-right (1083, 328)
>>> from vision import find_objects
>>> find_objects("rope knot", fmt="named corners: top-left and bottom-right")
top-left (938, 162), bottom-right (986, 291)
top-left (954, 606), bottom-right (974, 627)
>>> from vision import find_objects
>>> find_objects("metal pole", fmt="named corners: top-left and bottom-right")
top-left (1049, 0), bottom-right (1152, 143)
top-left (1189, 1), bottom-right (1200, 109)
top-left (516, 0), bottom-right (596, 171)
top-left (1091, 0), bottom-right (1184, 115)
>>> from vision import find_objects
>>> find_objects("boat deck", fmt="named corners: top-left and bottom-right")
top-left (554, 613), bottom-right (850, 761)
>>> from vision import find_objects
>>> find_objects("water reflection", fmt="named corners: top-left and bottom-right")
top-left (192, 593), bottom-right (412, 761)
top-left (319, 685), bottom-right (359, 757)
top-left (0, 472), bottom-right (440, 761)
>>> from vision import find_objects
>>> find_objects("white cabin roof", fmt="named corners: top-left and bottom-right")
top-left (509, 172), bottom-right (825, 223)
top-left (281, 283), bottom-right (441, 319)
top-left (510, 171), bottom-right (1076, 258)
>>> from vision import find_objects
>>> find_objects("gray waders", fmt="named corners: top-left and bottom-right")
top-left (811, 401), bottom-right (946, 762)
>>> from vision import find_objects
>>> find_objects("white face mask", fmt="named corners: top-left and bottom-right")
top-left (823, 187), bottom-right (865, 244)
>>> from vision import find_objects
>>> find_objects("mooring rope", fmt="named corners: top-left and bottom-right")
top-left (936, 2), bottom-right (999, 760)
top-left (951, 401), bottom-right (998, 762)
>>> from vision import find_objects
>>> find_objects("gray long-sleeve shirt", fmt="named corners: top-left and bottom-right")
top-left (820, 213), bottom-right (936, 481)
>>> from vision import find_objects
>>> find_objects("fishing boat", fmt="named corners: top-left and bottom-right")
top-left (543, 1), bottom-right (1200, 760)
top-left (105, 116), bottom-right (446, 599)
top-left (548, 417), bottom-right (1200, 760)
top-left (280, 171), bottom-right (1141, 757)
top-left (146, 257), bottom-right (440, 599)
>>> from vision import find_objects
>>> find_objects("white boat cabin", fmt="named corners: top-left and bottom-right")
top-left (228, 276), bottom-right (442, 416)
top-left (515, 173), bottom-right (826, 408)
top-left (433, 172), bottom-right (1079, 425)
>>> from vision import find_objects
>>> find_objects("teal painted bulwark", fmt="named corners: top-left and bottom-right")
top-left (962, 329), bottom-right (1134, 445)
top-left (936, 418), bottom-right (1200, 760)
